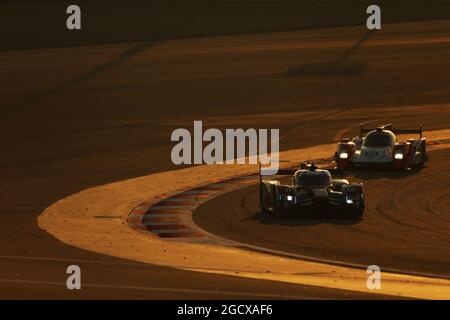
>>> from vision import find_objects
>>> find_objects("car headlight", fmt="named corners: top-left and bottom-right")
top-left (286, 195), bottom-right (293, 201)
top-left (345, 196), bottom-right (354, 204)
top-left (394, 153), bottom-right (404, 160)
top-left (339, 152), bottom-right (349, 159)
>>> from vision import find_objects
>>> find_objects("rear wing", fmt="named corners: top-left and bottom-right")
top-left (257, 160), bottom-right (294, 182)
top-left (360, 123), bottom-right (423, 138)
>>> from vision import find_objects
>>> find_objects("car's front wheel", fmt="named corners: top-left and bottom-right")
top-left (347, 207), bottom-right (365, 218)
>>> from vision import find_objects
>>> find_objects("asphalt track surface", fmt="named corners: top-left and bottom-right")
top-left (194, 147), bottom-right (450, 278)
top-left (1, 19), bottom-right (450, 298)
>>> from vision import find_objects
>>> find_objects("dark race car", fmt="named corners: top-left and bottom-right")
top-left (259, 163), bottom-right (365, 218)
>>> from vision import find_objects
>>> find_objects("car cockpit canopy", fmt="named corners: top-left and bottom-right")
top-left (294, 170), bottom-right (331, 187)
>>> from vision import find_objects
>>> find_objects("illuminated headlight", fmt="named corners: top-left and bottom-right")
top-left (339, 152), bottom-right (349, 159)
top-left (394, 153), bottom-right (404, 160)
top-left (346, 196), bottom-right (354, 204)
top-left (286, 195), bottom-right (293, 201)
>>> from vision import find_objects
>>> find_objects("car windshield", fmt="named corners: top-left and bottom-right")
top-left (295, 173), bottom-right (331, 186)
top-left (363, 133), bottom-right (394, 147)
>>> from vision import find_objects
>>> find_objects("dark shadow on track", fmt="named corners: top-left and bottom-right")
top-left (247, 210), bottom-right (362, 227)
top-left (0, 20), bottom-right (190, 117)
top-left (285, 29), bottom-right (375, 77)
top-left (340, 165), bottom-right (425, 180)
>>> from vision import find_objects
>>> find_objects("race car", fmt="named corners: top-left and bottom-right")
top-left (335, 124), bottom-right (427, 171)
top-left (259, 163), bottom-right (365, 218)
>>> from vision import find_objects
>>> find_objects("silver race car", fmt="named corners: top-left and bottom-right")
top-left (260, 163), bottom-right (365, 218)
top-left (335, 124), bottom-right (427, 171)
